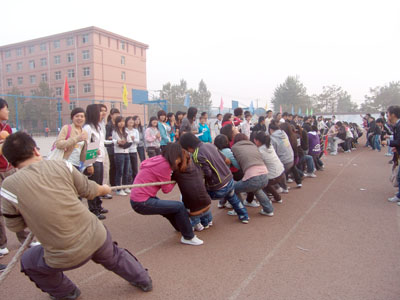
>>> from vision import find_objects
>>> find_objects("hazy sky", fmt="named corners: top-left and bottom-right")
top-left (2, 0), bottom-right (399, 108)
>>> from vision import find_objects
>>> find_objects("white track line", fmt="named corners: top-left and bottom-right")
top-left (229, 152), bottom-right (362, 300)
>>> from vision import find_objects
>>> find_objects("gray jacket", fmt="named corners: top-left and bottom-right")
top-left (270, 130), bottom-right (294, 165)
top-left (231, 140), bottom-right (265, 173)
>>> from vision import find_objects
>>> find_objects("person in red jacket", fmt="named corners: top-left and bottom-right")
top-left (0, 98), bottom-right (39, 257)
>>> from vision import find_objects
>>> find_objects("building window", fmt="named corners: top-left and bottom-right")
top-left (67, 53), bottom-right (74, 63)
top-left (17, 62), bottom-right (23, 71)
top-left (82, 50), bottom-right (90, 60)
top-left (83, 67), bottom-right (90, 76)
top-left (17, 77), bottom-right (23, 85)
top-left (7, 79), bottom-right (12, 87)
top-left (54, 55), bottom-right (60, 64)
top-left (55, 71), bottom-right (61, 80)
top-left (5, 50), bottom-right (11, 58)
top-left (69, 101), bottom-right (76, 110)
top-left (40, 43), bottom-right (46, 51)
top-left (83, 83), bottom-right (91, 93)
top-left (55, 87), bottom-right (62, 96)
top-left (82, 34), bottom-right (89, 44)
top-left (68, 69), bottom-right (75, 78)
top-left (121, 56), bottom-right (125, 65)
top-left (40, 58), bottom-right (47, 67)
top-left (66, 37), bottom-right (74, 46)
top-left (30, 90), bottom-right (35, 96)
top-left (6, 64), bottom-right (11, 73)
top-left (28, 45), bottom-right (35, 54)
top-left (69, 85), bottom-right (75, 94)
top-left (121, 71), bottom-right (126, 81)
top-left (29, 60), bottom-right (35, 69)
top-left (41, 73), bottom-right (48, 82)
top-left (30, 75), bottom-right (36, 84)
top-left (111, 102), bottom-right (115, 109)
top-left (54, 40), bottom-right (60, 48)
top-left (16, 48), bottom-right (22, 56)
top-left (120, 41), bottom-right (126, 50)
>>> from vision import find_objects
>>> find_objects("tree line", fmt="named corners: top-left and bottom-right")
top-left (272, 76), bottom-right (400, 114)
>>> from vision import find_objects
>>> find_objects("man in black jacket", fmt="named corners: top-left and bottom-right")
top-left (384, 106), bottom-right (400, 203)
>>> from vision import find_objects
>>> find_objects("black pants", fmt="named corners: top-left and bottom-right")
top-left (129, 152), bottom-right (138, 183)
top-left (87, 162), bottom-right (104, 215)
top-left (146, 147), bottom-right (161, 158)
top-left (137, 146), bottom-right (146, 162)
top-left (107, 148), bottom-right (116, 186)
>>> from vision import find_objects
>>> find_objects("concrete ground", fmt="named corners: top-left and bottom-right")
top-left (1, 143), bottom-right (399, 300)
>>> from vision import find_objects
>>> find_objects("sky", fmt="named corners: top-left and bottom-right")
top-left (1, 0), bottom-right (400, 109)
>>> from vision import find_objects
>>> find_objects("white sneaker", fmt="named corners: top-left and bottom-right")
top-left (217, 202), bottom-right (226, 208)
top-left (225, 202), bottom-right (233, 209)
top-left (287, 178), bottom-right (294, 183)
top-left (276, 187), bottom-right (284, 193)
top-left (388, 196), bottom-right (400, 203)
top-left (29, 241), bottom-right (41, 247)
top-left (330, 152), bottom-right (337, 156)
top-left (124, 188), bottom-right (131, 194)
top-left (243, 200), bottom-right (260, 207)
top-left (208, 221), bottom-right (213, 227)
top-left (193, 223), bottom-right (204, 232)
top-left (306, 173), bottom-right (317, 178)
top-left (282, 189), bottom-right (289, 194)
top-left (227, 210), bottom-right (237, 216)
top-left (260, 210), bottom-right (274, 216)
top-left (116, 190), bottom-right (128, 196)
top-left (0, 248), bottom-right (9, 256)
top-left (297, 184), bottom-right (303, 188)
top-left (181, 235), bottom-right (203, 246)
top-left (385, 153), bottom-right (393, 157)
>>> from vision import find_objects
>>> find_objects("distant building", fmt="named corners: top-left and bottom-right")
top-left (0, 26), bottom-right (148, 131)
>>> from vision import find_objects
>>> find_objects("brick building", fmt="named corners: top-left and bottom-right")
top-left (0, 26), bottom-right (148, 131)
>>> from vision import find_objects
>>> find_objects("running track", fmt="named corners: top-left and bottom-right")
top-left (2, 145), bottom-right (399, 300)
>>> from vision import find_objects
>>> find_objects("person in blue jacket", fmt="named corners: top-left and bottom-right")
top-left (198, 115), bottom-right (212, 143)
top-left (157, 110), bottom-right (171, 150)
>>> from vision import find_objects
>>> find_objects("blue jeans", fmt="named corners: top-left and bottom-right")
top-left (114, 153), bottom-right (130, 190)
top-left (234, 174), bottom-right (274, 214)
top-left (131, 197), bottom-right (194, 240)
top-left (387, 137), bottom-right (394, 155)
top-left (373, 135), bottom-right (381, 151)
top-left (298, 155), bottom-right (315, 173)
top-left (207, 179), bottom-right (249, 221)
top-left (190, 210), bottom-right (213, 227)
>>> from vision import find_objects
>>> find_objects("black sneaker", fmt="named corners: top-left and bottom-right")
top-left (0, 263), bottom-right (6, 272)
top-left (100, 208), bottom-right (109, 214)
top-left (97, 214), bottom-right (106, 220)
top-left (131, 277), bottom-right (153, 292)
top-left (50, 287), bottom-right (81, 300)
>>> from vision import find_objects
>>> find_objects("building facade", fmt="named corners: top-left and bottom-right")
top-left (0, 26), bottom-right (148, 131)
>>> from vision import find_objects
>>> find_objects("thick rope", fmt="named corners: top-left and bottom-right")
top-left (0, 180), bottom-right (175, 285)
top-left (110, 181), bottom-right (176, 191)
top-left (0, 231), bottom-right (34, 285)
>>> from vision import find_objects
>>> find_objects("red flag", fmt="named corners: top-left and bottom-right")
top-left (219, 97), bottom-right (224, 111)
top-left (63, 77), bottom-right (70, 104)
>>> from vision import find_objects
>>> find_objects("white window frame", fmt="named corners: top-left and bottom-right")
top-left (55, 71), bottom-right (61, 80)
top-left (83, 67), bottom-right (90, 76)
top-left (54, 55), bottom-right (60, 64)
top-left (82, 50), bottom-right (90, 60)
top-left (67, 53), bottom-right (74, 63)
top-left (40, 58), bottom-right (47, 67)
top-left (83, 83), bottom-right (91, 93)
top-left (54, 40), bottom-right (60, 48)
top-left (68, 69), bottom-right (75, 78)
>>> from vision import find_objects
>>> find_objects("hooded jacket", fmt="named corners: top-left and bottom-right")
top-left (172, 161), bottom-right (211, 215)
top-left (270, 130), bottom-right (294, 165)
top-left (130, 155), bottom-right (175, 203)
top-left (307, 131), bottom-right (321, 155)
top-left (258, 144), bottom-right (284, 179)
top-left (231, 140), bottom-right (265, 173)
top-left (192, 142), bottom-right (233, 191)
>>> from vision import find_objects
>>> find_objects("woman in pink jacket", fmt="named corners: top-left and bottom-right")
top-left (130, 143), bottom-right (203, 246)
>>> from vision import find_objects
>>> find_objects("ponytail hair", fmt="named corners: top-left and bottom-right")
top-left (254, 131), bottom-right (271, 148)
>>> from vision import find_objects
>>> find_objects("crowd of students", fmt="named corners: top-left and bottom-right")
top-left (1, 97), bottom-right (399, 299)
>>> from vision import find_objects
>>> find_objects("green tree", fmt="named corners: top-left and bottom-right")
top-left (361, 82), bottom-right (400, 112)
top-left (271, 76), bottom-right (311, 113)
top-left (315, 85), bottom-right (358, 113)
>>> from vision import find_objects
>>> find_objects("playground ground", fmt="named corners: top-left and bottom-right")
top-left (1, 139), bottom-right (399, 300)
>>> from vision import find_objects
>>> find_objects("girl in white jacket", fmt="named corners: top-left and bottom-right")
top-left (254, 131), bottom-right (288, 202)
